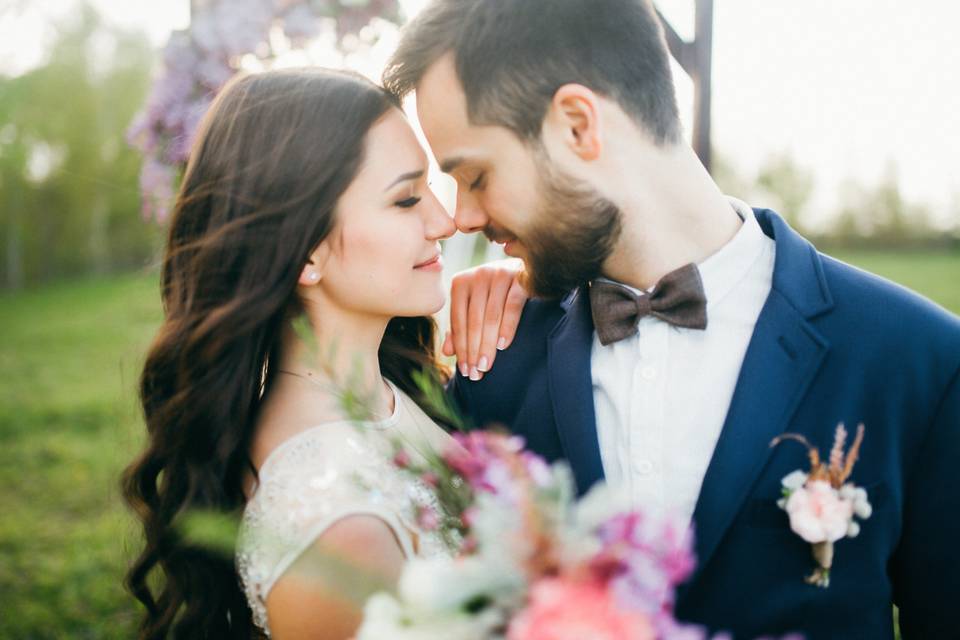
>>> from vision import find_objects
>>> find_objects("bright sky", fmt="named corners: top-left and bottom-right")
top-left (3, 0), bottom-right (959, 227)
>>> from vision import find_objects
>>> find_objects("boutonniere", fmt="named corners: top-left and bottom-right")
top-left (770, 423), bottom-right (872, 588)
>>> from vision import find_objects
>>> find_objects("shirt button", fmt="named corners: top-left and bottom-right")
top-left (634, 459), bottom-right (654, 475)
top-left (640, 366), bottom-right (657, 380)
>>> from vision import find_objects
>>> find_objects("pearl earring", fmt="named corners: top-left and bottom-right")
top-left (309, 272), bottom-right (319, 282)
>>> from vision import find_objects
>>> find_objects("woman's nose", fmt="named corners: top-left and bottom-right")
top-left (423, 190), bottom-right (456, 241)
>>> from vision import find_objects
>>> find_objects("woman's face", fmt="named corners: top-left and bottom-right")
top-left (310, 108), bottom-right (456, 319)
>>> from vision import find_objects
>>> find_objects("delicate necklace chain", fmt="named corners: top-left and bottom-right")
top-left (276, 369), bottom-right (396, 422)
top-left (277, 370), bottom-right (439, 463)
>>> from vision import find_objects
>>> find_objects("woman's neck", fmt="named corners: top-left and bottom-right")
top-left (277, 306), bottom-right (394, 420)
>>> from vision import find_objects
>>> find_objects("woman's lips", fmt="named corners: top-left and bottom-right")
top-left (414, 254), bottom-right (443, 271)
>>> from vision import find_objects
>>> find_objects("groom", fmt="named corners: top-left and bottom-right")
top-left (384, 0), bottom-right (960, 638)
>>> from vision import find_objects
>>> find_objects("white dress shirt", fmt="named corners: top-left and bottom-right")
top-left (591, 198), bottom-right (776, 525)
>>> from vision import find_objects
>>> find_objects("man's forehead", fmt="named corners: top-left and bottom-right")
top-left (415, 55), bottom-right (472, 145)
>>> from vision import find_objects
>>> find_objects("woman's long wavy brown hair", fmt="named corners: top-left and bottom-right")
top-left (122, 68), bottom-right (450, 639)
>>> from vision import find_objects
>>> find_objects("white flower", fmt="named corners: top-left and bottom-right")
top-left (356, 592), bottom-right (503, 640)
top-left (781, 470), bottom-right (809, 492)
top-left (398, 554), bottom-right (524, 615)
top-left (785, 480), bottom-right (855, 543)
top-left (847, 520), bottom-right (861, 538)
top-left (573, 482), bottom-right (632, 531)
top-left (840, 484), bottom-right (873, 519)
top-left (854, 492), bottom-right (872, 520)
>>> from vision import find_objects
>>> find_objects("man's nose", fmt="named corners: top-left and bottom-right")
top-left (454, 190), bottom-right (489, 234)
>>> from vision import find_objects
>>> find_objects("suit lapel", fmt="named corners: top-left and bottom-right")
top-left (689, 209), bottom-right (834, 578)
top-left (547, 288), bottom-right (606, 494)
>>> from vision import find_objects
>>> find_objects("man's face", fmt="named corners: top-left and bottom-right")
top-left (416, 55), bottom-right (621, 298)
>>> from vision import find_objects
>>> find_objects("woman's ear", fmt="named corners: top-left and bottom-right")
top-left (545, 84), bottom-right (603, 161)
top-left (298, 242), bottom-right (332, 287)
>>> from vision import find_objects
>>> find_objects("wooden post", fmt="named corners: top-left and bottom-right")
top-left (692, 0), bottom-right (713, 173)
top-left (656, 0), bottom-right (714, 173)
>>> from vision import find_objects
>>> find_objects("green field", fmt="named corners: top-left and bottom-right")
top-left (1, 252), bottom-right (957, 638)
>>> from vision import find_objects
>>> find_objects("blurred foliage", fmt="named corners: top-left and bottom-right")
top-left (0, 4), bottom-right (163, 291)
top-left (827, 165), bottom-right (956, 249)
top-left (715, 152), bottom-right (959, 251)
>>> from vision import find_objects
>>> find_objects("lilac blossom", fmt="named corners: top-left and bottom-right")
top-left (128, 0), bottom-right (402, 223)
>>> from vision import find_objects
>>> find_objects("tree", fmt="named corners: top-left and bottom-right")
top-left (0, 4), bottom-right (160, 289)
top-left (755, 153), bottom-right (814, 233)
top-left (832, 163), bottom-right (933, 246)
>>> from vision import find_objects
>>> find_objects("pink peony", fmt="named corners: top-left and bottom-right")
top-left (507, 578), bottom-right (655, 640)
top-left (785, 480), bottom-right (854, 543)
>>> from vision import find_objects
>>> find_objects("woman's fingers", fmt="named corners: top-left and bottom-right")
top-left (448, 274), bottom-right (471, 377)
top-left (498, 277), bottom-right (528, 351)
top-left (475, 270), bottom-right (514, 375)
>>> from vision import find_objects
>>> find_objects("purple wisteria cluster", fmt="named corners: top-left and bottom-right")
top-left (126, 0), bottom-right (401, 222)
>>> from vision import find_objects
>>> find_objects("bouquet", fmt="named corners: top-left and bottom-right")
top-left (355, 431), bottom-right (711, 640)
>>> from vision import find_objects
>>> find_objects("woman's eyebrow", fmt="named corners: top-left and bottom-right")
top-left (384, 169), bottom-right (425, 191)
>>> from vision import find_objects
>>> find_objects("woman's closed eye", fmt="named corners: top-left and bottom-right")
top-left (395, 196), bottom-right (422, 209)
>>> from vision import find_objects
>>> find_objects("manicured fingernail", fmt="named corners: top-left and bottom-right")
top-left (497, 337), bottom-right (507, 350)
top-left (460, 363), bottom-right (469, 377)
top-left (478, 356), bottom-right (489, 372)
top-left (469, 366), bottom-right (481, 381)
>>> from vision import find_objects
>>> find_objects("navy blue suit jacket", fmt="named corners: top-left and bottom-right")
top-left (448, 210), bottom-right (960, 639)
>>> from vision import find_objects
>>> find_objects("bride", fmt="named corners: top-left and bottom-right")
top-left (123, 68), bottom-right (519, 639)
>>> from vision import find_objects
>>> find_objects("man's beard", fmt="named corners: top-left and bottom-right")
top-left (498, 159), bottom-right (622, 300)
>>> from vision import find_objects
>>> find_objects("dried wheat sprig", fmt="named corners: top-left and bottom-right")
top-left (828, 423), bottom-right (847, 476)
top-left (770, 433), bottom-right (821, 469)
top-left (839, 424), bottom-right (866, 484)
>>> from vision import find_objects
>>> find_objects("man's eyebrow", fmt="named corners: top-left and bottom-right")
top-left (385, 170), bottom-right (425, 191)
top-left (440, 156), bottom-right (466, 174)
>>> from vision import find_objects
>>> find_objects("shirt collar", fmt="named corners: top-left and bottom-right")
top-left (592, 197), bottom-right (766, 307)
top-left (696, 197), bottom-right (767, 308)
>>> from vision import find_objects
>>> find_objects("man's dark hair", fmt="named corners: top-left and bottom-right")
top-left (384, 0), bottom-right (682, 145)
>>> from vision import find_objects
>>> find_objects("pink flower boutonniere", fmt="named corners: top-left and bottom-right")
top-left (770, 423), bottom-right (873, 588)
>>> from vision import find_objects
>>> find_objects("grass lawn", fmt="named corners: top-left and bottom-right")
top-left (0, 251), bottom-right (956, 638)
top-left (0, 271), bottom-right (161, 638)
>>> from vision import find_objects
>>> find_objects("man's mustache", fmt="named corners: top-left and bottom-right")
top-left (483, 225), bottom-right (517, 244)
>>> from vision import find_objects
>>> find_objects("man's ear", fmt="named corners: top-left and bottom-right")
top-left (544, 84), bottom-right (603, 161)
top-left (298, 242), bottom-right (332, 287)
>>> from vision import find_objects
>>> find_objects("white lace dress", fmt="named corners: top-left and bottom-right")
top-left (236, 381), bottom-right (453, 636)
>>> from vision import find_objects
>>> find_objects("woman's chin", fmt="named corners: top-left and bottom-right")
top-left (393, 288), bottom-right (446, 317)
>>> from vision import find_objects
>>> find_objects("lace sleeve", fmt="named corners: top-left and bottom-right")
top-left (235, 427), bottom-right (417, 633)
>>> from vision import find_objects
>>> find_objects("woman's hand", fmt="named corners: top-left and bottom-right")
top-left (444, 258), bottom-right (528, 381)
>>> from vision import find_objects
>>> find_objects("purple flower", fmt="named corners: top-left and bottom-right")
top-left (589, 510), bottom-right (697, 627)
top-left (138, 158), bottom-right (176, 223)
top-left (281, 4), bottom-right (323, 43)
top-left (128, 0), bottom-right (404, 224)
top-left (446, 432), bottom-right (531, 497)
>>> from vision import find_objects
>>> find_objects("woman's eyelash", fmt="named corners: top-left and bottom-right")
top-left (396, 196), bottom-right (421, 209)
top-left (469, 173), bottom-right (485, 191)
